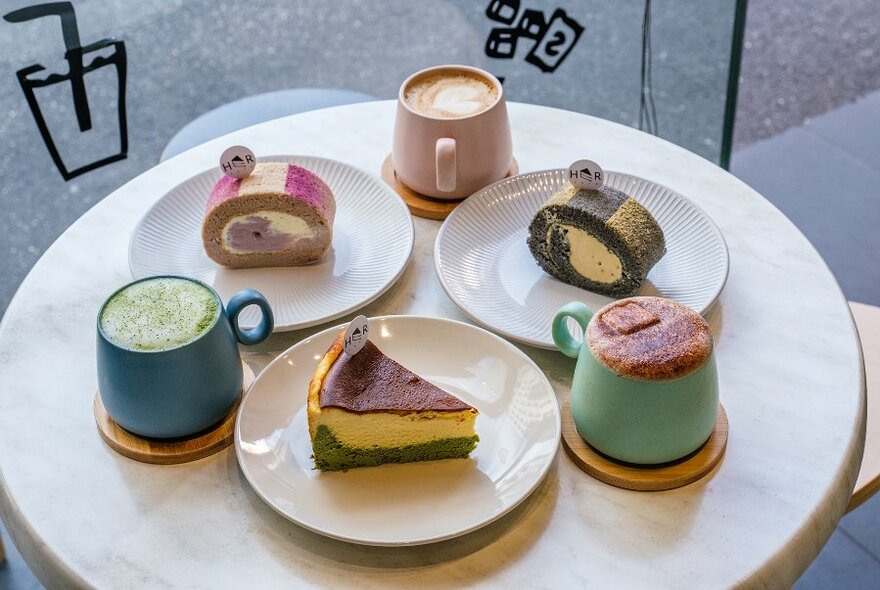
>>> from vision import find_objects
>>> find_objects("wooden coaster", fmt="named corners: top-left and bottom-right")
top-left (561, 401), bottom-right (728, 491)
top-left (380, 154), bottom-right (519, 220)
top-left (94, 362), bottom-right (255, 465)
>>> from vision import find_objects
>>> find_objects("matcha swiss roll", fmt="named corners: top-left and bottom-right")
top-left (527, 167), bottom-right (666, 298)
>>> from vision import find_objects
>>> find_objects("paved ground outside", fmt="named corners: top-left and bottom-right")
top-left (735, 0), bottom-right (880, 147)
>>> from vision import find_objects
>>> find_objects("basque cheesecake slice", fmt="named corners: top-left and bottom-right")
top-left (307, 332), bottom-right (479, 471)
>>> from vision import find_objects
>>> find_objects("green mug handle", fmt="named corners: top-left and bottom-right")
top-left (552, 301), bottom-right (594, 358)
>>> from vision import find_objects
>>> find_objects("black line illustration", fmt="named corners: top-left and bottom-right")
top-left (484, 1), bottom-right (659, 135)
top-left (484, 2), bottom-right (583, 74)
top-left (486, 0), bottom-right (521, 25)
top-left (3, 2), bottom-right (128, 180)
top-left (524, 9), bottom-right (583, 73)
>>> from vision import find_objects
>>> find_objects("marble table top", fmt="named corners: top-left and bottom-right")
top-left (0, 101), bottom-right (865, 588)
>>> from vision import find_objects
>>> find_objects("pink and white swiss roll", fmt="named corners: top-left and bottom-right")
top-left (202, 163), bottom-right (336, 268)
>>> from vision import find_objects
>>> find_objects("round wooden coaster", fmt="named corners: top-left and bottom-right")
top-left (561, 401), bottom-right (728, 491)
top-left (380, 154), bottom-right (519, 220)
top-left (94, 362), bottom-right (255, 465)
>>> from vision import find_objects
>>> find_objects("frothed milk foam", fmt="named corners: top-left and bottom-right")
top-left (100, 277), bottom-right (219, 351)
top-left (405, 72), bottom-right (498, 119)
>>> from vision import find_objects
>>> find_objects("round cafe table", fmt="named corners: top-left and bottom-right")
top-left (0, 101), bottom-right (865, 588)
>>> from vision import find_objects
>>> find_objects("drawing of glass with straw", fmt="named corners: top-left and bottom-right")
top-left (4, 2), bottom-right (127, 180)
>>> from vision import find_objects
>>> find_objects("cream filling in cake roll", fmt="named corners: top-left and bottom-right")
top-left (552, 225), bottom-right (623, 284)
top-left (221, 211), bottom-right (316, 254)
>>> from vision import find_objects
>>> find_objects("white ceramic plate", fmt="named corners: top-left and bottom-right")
top-left (129, 156), bottom-right (414, 331)
top-left (235, 315), bottom-right (561, 546)
top-left (435, 170), bottom-right (729, 349)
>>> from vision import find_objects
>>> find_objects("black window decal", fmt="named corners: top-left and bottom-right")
top-left (3, 2), bottom-right (127, 181)
top-left (484, 2), bottom-right (583, 74)
top-left (485, 1), bottom-right (659, 135)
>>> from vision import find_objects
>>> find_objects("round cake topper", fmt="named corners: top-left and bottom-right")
top-left (568, 159), bottom-right (605, 190)
top-left (343, 315), bottom-right (370, 356)
top-left (220, 146), bottom-right (256, 179)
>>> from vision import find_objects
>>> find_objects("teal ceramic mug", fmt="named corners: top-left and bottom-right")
top-left (97, 276), bottom-right (273, 439)
top-left (552, 297), bottom-right (718, 464)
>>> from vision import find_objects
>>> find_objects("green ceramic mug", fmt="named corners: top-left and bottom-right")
top-left (552, 297), bottom-right (718, 464)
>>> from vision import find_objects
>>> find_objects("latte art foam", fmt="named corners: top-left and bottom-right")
top-left (405, 73), bottom-right (498, 119)
top-left (100, 278), bottom-right (219, 351)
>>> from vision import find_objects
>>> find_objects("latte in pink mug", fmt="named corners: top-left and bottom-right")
top-left (392, 65), bottom-right (513, 200)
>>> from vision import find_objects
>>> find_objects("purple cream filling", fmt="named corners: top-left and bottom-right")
top-left (225, 216), bottom-right (311, 252)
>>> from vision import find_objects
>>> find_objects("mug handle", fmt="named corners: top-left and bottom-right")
top-left (436, 137), bottom-right (456, 192)
top-left (226, 289), bottom-right (274, 345)
top-left (552, 301), bottom-right (594, 358)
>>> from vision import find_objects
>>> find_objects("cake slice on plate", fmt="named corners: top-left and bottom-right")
top-left (202, 162), bottom-right (336, 268)
top-left (527, 182), bottom-right (666, 298)
top-left (307, 332), bottom-right (479, 472)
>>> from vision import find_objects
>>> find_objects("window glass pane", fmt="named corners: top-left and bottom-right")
top-left (0, 0), bottom-right (741, 309)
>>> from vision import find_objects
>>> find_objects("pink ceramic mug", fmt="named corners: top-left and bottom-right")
top-left (392, 65), bottom-right (513, 200)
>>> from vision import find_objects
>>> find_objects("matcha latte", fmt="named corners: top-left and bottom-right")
top-left (100, 277), bottom-right (219, 351)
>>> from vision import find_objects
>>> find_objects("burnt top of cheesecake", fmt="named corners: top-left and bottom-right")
top-left (319, 339), bottom-right (475, 413)
top-left (587, 296), bottom-right (712, 381)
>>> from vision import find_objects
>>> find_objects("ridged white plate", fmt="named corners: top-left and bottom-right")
top-left (129, 156), bottom-right (414, 331)
top-left (235, 315), bottom-right (560, 546)
top-left (435, 170), bottom-right (729, 349)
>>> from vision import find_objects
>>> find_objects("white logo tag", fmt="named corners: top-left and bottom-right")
top-left (568, 159), bottom-right (604, 190)
top-left (343, 315), bottom-right (369, 356)
top-left (219, 146), bottom-right (256, 179)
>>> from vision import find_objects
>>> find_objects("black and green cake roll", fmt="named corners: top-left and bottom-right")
top-left (527, 184), bottom-right (666, 298)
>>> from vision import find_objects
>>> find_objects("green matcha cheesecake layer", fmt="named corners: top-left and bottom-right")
top-left (527, 185), bottom-right (666, 298)
top-left (312, 425), bottom-right (479, 472)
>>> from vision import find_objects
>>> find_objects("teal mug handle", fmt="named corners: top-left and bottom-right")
top-left (552, 301), bottom-right (594, 358)
top-left (226, 289), bottom-right (274, 345)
